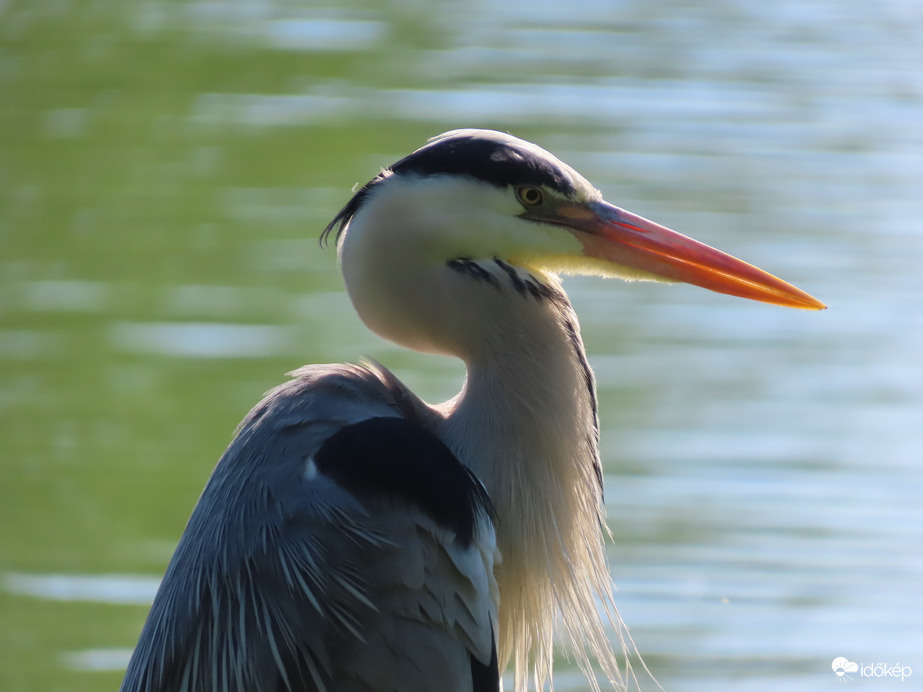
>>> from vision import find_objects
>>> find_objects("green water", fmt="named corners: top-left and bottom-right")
top-left (1, 5), bottom-right (353, 687)
top-left (3, 1), bottom-right (921, 691)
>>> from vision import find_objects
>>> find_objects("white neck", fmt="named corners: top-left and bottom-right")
top-left (433, 268), bottom-right (614, 689)
top-left (338, 177), bottom-right (626, 690)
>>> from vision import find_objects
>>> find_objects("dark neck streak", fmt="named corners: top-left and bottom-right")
top-left (437, 259), bottom-right (605, 671)
top-left (445, 258), bottom-right (601, 495)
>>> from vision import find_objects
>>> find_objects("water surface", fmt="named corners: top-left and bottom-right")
top-left (2, 1), bottom-right (921, 690)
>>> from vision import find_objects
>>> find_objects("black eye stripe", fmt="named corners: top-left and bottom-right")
top-left (322, 130), bottom-right (578, 246)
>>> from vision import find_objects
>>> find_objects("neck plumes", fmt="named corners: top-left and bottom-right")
top-left (438, 268), bottom-right (622, 691)
top-left (338, 179), bottom-right (629, 690)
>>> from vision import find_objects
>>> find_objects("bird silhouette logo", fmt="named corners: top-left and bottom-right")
top-left (832, 657), bottom-right (859, 682)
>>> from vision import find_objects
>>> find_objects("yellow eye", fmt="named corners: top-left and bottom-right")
top-left (516, 186), bottom-right (544, 206)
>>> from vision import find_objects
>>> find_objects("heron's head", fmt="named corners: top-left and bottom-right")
top-left (324, 130), bottom-right (824, 353)
top-left (326, 129), bottom-right (823, 308)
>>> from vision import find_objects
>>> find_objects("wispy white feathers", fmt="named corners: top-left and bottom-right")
top-left (335, 160), bottom-right (642, 690)
top-left (434, 273), bottom-right (635, 692)
top-left (123, 129), bottom-right (649, 692)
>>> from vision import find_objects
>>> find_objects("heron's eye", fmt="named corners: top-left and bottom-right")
top-left (516, 186), bottom-right (544, 207)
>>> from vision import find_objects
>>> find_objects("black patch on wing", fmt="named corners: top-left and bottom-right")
top-left (313, 417), bottom-right (494, 547)
top-left (321, 130), bottom-right (577, 245)
top-left (469, 619), bottom-right (499, 692)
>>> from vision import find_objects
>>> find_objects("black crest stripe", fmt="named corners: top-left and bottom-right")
top-left (321, 131), bottom-right (577, 245)
top-left (391, 132), bottom-right (575, 196)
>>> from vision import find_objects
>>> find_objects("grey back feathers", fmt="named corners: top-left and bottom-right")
top-left (120, 363), bottom-right (500, 692)
top-left (123, 129), bottom-right (633, 692)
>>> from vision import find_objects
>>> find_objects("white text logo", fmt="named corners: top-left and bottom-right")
top-left (832, 658), bottom-right (912, 683)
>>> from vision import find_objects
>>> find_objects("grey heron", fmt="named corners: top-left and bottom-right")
top-left (120, 129), bottom-right (825, 692)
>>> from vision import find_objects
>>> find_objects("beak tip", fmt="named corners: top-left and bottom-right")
top-left (790, 292), bottom-right (827, 311)
top-left (574, 200), bottom-right (828, 313)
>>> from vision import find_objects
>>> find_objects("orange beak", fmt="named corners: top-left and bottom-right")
top-left (555, 200), bottom-right (826, 310)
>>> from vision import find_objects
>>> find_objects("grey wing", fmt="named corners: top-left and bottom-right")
top-left (120, 364), bottom-right (501, 692)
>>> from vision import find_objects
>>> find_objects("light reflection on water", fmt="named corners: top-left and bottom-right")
top-left (109, 321), bottom-right (299, 358)
top-left (2, 0), bottom-right (921, 690)
top-left (3, 573), bottom-right (160, 605)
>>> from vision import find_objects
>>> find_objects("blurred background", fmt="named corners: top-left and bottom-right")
top-left (1, 0), bottom-right (921, 690)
